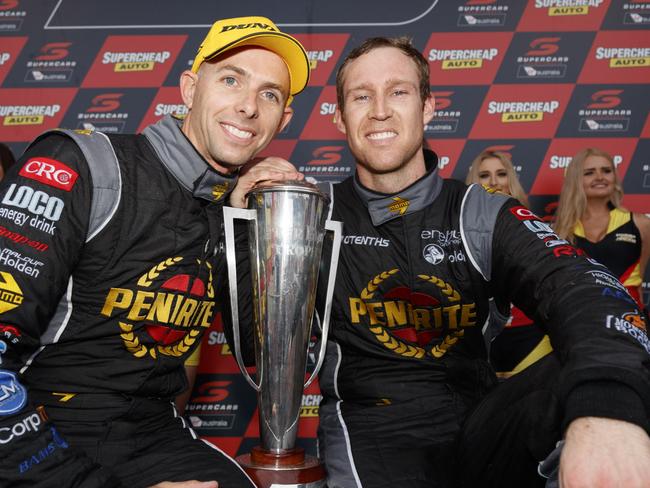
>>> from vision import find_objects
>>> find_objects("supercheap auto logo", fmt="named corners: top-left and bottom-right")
top-left (82, 35), bottom-right (186, 88)
top-left (0, 37), bottom-right (26, 85)
top-left (138, 87), bottom-right (186, 132)
top-left (293, 34), bottom-right (349, 86)
top-left (528, 138), bottom-right (635, 195)
top-left (579, 31), bottom-right (649, 83)
top-left (0, 88), bottom-right (76, 142)
top-left (348, 268), bottom-right (476, 359)
top-left (100, 257), bottom-right (215, 360)
top-left (300, 86), bottom-right (344, 140)
top-left (425, 32), bottom-right (512, 85)
top-left (518, 0), bottom-right (609, 31)
top-left (470, 84), bottom-right (572, 139)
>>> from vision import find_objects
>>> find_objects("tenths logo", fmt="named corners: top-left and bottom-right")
top-left (595, 46), bottom-right (650, 68)
top-left (349, 269), bottom-right (476, 359)
top-left (429, 48), bottom-right (498, 70)
top-left (0, 104), bottom-right (60, 126)
top-left (102, 51), bottom-right (171, 72)
top-left (535, 0), bottom-right (604, 16)
top-left (488, 100), bottom-right (560, 123)
top-left (0, 271), bottom-right (23, 314)
top-left (100, 257), bottom-right (215, 360)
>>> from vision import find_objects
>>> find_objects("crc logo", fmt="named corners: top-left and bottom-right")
top-left (308, 146), bottom-right (343, 165)
top-left (0, 1), bottom-right (19, 11)
top-left (588, 89), bottom-right (623, 109)
top-left (87, 93), bottom-right (123, 113)
top-left (527, 37), bottom-right (561, 57)
top-left (35, 43), bottom-right (72, 61)
top-left (509, 206), bottom-right (540, 221)
top-left (19, 158), bottom-right (78, 192)
top-left (192, 380), bottom-right (231, 403)
top-left (432, 91), bottom-right (454, 111)
top-left (2, 184), bottom-right (64, 221)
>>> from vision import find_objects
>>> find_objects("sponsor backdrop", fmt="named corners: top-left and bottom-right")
top-left (1, 0), bottom-right (649, 458)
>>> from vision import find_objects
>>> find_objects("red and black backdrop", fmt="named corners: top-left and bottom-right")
top-left (1, 0), bottom-right (649, 457)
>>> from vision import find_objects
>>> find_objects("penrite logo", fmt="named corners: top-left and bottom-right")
top-left (34, 43), bottom-right (71, 62)
top-left (527, 37), bottom-right (561, 56)
top-left (87, 93), bottom-right (122, 113)
top-left (349, 269), bottom-right (476, 359)
top-left (100, 257), bottom-right (215, 360)
top-left (588, 89), bottom-right (623, 109)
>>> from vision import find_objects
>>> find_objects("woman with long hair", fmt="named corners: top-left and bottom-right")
top-left (466, 150), bottom-right (550, 377)
top-left (466, 150), bottom-right (529, 206)
top-left (555, 147), bottom-right (650, 310)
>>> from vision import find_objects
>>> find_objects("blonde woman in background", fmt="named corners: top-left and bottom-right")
top-left (466, 150), bottom-right (551, 377)
top-left (555, 147), bottom-right (650, 312)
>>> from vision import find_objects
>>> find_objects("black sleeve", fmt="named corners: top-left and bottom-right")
top-left (0, 134), bottom-right (115, 485)
top-left (490, 200), bottom-right (650, 433)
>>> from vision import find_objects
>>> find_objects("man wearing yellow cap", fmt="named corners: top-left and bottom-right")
top-left (0, 17), bottom-right (309, 488)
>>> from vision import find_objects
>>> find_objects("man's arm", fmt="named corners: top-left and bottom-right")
top-left (489, 199), bottom-right (650, 486)
top-left (0, 133), bottom-right (114, 486)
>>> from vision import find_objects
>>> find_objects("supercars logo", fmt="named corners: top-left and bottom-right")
top-left (19, 158), bottom-right (78, 191)
top-left (34, 42), bottom-right (71, 61)
top-left (349, 269), bottom-right (476, 359)
top-left (100, 257), bottom-right (215, 359)
top-left (0, 272), bottom-right (23, 314)
top-left (388, 197), bottom-right (409, 216)
top-left (87, 94), bottom-right (122, 113)
top-left (588, 89), bottom-right (622, 109)
top-left (527, 37), bottom-right (561, 56)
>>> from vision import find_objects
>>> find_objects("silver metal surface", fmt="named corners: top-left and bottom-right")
top-left (224, 180), bottom-right (342, 453)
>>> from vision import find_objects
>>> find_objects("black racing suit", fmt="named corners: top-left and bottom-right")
top-left (0, 115), bottom-right (255, 487)
top-left (315, 151), bottom-right (650, 488)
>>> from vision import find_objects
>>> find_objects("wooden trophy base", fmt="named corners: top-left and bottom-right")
top-left (236, 446), bottom-right (326, 488)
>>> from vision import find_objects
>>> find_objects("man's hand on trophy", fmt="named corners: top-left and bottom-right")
top-left (229, 156), bottom-right (304, 208)
top-left (148, 481), bottom-right (218, 488)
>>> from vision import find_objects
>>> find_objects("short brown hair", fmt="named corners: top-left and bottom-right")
top-left (336, 36), bottom-right (430, 111)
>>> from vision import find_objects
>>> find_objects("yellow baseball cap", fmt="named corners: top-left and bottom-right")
top-left (191, 16), bottom-right (310, 104)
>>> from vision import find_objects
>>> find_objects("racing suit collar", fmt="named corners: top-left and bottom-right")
top-left (142, 115), bottom-right (237, 203)
top-left (352, 149), bottom-right (443, 226)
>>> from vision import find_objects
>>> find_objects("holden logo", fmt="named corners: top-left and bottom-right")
top-left (423, 243), bottom-right (444, 265)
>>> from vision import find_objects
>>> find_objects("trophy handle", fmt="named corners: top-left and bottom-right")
top-left (223, 206), bottom-right (261, 391)
top-left (304, 219), bottom-right (343, 389)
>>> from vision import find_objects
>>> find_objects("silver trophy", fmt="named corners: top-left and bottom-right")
top-left (223, 180), bottom-right (342, 488)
